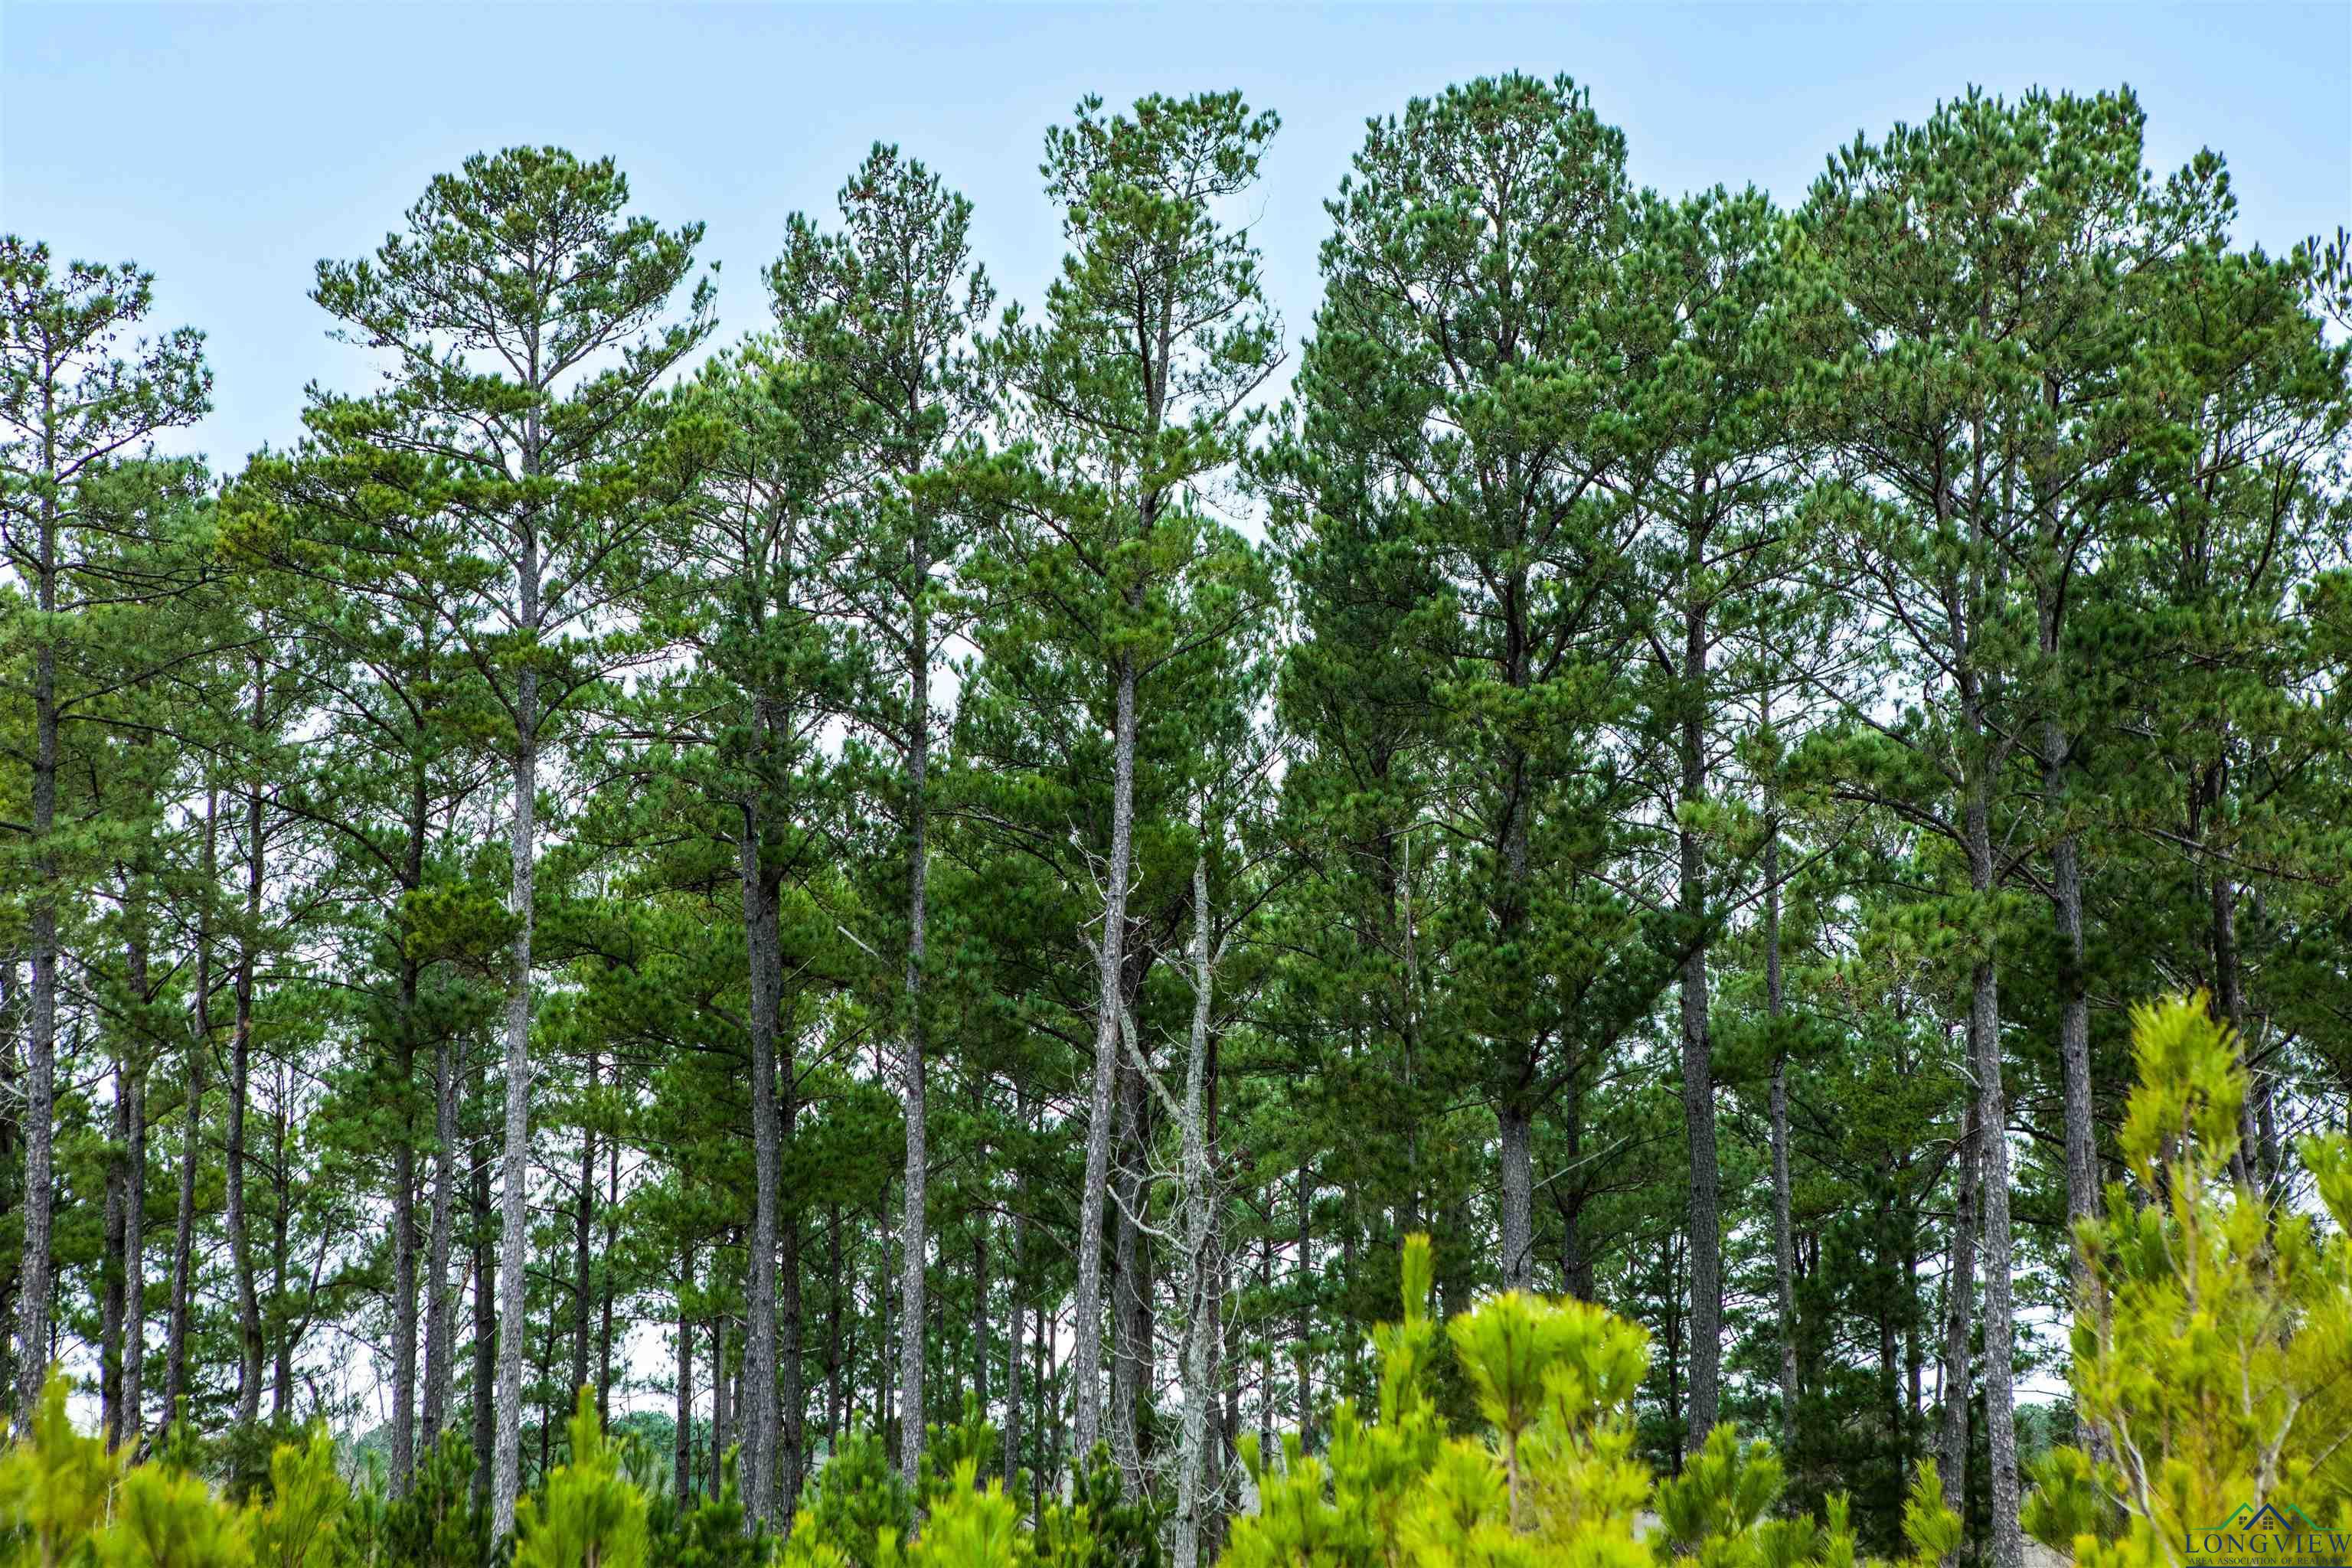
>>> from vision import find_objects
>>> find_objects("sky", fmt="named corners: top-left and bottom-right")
top-left (5, 2), bottom-right (2348, 482)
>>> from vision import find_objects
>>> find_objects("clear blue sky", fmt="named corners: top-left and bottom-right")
top-left (5, 3), bottom-right (2347, 474)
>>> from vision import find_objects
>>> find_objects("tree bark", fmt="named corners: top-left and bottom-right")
top-left (164, 786), bottom-right (217, 1430)
top-left (1677, 547), bottom-right (1722, 1455)
top-left (675, 1249), bottom-right (694, 1502)
top-left (571, 1060), bottom-right (596, 1410)
top-left (422, 1031), bottom-right (458, 1449)
top-left (1936, 1088), bottom-right (1980, 1514)
top-left (737, 813), bottom-right (782, 1524)
top-left (390, 963), bottom-right (420, 1493)
top-left (492, 642), bottom-right (537, 1533)
top-left (1766, 828), bottom-right (1800, 1445)
top-left (1110, 1050), bottom-right (1150, 1492)
top-left (1966, 881), bottom-right (2024, 1568)
top-left (13, 462), bottom-right (63, 1425)
top-left (897, 533), bottom-right (933, 1489)
top-left (1497, 1102), bottom-right (1535, 1292)
top-left (1070, 653), bottom-right (1139, 1459)
top-left (229, 693), bottom-right (266, 1426)
top-left (1174, 847), bottom-right (1220, 1568)
top-left (470, 1061), bottom-right (497, 1508)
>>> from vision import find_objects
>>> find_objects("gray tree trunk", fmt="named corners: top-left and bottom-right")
top-left (491, 561), bottom-right (541, 1537)
top-left (1070, 652), bottom-right (1139, 1459)
top-left (422, 1031), bottom-right (457, 1449)
top-left (164, 787), bottom-right (217, 1429)
top-left (1677, 580), bottom-right (1720, 1452)
top-left (1174, 848), bottom-right (1222, 1568)
top-left (897, 586), bottom-right (931, 1488)
top-left (12, 468), bottom-right (62, 1426)
top-left (1936, 1093), bottom-right (1979, 1511)
top-left (1766, 829), bottom-right (1799, 1445)
top-left (230, 699), bottom-right (266, 1426)
top-left (1497, 1102), bottom-right (1535, 1291)
top-left (1965, 791), bottom-right (2024, 1568)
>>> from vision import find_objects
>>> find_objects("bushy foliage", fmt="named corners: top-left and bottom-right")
top-left (1222, 1236), bottom-right (1957, 1568)
top-left (514, 1393), bottom-right (648, 1568)
top-left (367, 1434), bottom-right (497, 1568)
top-left (2021, 993), bottom-right (2352, 1567)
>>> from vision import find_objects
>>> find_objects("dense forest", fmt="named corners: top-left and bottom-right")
top-left (2, 71), bottom-right (2349, 1568)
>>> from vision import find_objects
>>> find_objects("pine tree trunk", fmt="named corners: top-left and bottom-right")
top-left (12, 480), bottom-right (62, 1426)
top-left (103, 1085), bottom-right (126, 1446)
top-left (1293, 1165), bottom-right (1313, 1449)
top-left (2044, 738), bottom-right (2098, 1256)
top-left (270, 1062), bottom-right (293, 1422)
top-left (492, 646), bottom-right (538, 1534)
top-left (1174, 848), bottom-right (1219, 1568)
top-left (1001, 1147), bottom-right (1027, 1486)
top-left (1497, 1102), bottom-right (1535, 1291)
top-left (599, 1135), bottom-right (617, 1424)
top-left (470, 1058), bottom-right (498, 1508)
top-left (570, 1054), bottom-right (596, 1411)
top-left (423, 1032), bottom-right (458, 1449)
top-left (1110, 1053), bottom-right (1148, 1493)
top-left (710, 1318), bottom-right (730, 1494)
top-left (898, 557), bottom-right (932, 1488)
top-left (164, 788), bottom-right (217, 1430)
top-left (1965, 868), bottom-right (2024, 1567)
top-left (674, 1249), bottom-right (694, 1502)
top-left (779, 1203), bottom-right (805, 1518)
top-left (1936, 1091), bottom-right (1980, 1513)
top-left (230, 710), bottom-right (266, 1426)
top-left (777, 1017), bottom-right (805, 1518)
top-left (1070, 652), bottom-right (1138, 1459)
top-left (1677, 553), bottom-right (1721, 1455)
top-left (390, 962), bottom-right (420, 1494)
top-left (824, 1206), bottom-right (843, 1448)
top-left (122, 1057), bottom-right (148, 1450)
top-left (738, 814), bottom-right (782, 1525)
top-left (1766, 828), bottom-right (1799, 1444)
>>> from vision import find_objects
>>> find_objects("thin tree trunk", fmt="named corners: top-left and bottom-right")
top-left (1070, 653), bottom-right (1139, 1459)
top-left (12, 475), bottom-right (63, 1425)
top-left (898, 553), bottom-right (933, 1489)
top-left (492, 655), bottom-right (537, 1533)
top-left (103, 1083), bottom-right (126, 1446)
top-left (471, 1060), bottom-right (498, 1508)
top-left (423, 1031), bottom-right (458, 1449)
top-left (598, 1133), bottom-right (617, 1424)
top-left (1937, 1092), bottom-right (1980, 1512)
top-left (1174, 846), bottom-right (1220, 1568)
top-left (230, 694), bottom-right (266, 1426)
top-left (391, 965), bottom-right (420, 1494)
top-left (739, 817), bottom-right (782, 1526)
top-left (1968, 923), bottom-right (2023, 1566)
top-left (164, 788), bottom-right (217, 1429)
top-left (824, 1206), bottom-right (843, 1449)
top-left (675, 1248), bottom-right (694, 1502)
top-left (710, 1318), bottom-right (730, 1495)
top-left (1002, 1139), bottom-right (1027, 1487)
top-left (1677, 559), bottom-right (1721, 1455)
top-left (121, 1059), bottom-right (149, 1449)
top-left (270, 1060), bottom-right (293, 1422)
top-left (570, 1057), bottom-right (596, 1417)
top-left (1293, 1165), bottom-right (1313, 1450)
top-left (778, 1018), bottom-right (806, 1517)
top-left (1766, 827), bottom-right (1799, 1445)
top-left (2046, 743), bottom-right (2098, 1255)
top-left (1110, 1051), bottom-right (1148, 1493)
